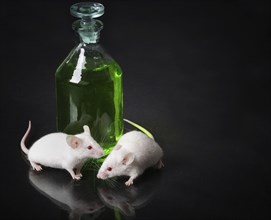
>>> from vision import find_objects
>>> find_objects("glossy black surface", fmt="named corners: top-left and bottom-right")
top-left (1, 0), bottom-right (270, 219)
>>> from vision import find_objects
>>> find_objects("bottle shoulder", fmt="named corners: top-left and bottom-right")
top-left (56, 44), bottom-right (122, 71)
top-left (55, 44), bottom-right (122, 83)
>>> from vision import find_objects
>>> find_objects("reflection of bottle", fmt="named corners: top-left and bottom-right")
top-left (55, 2), bottom-right (123, 149)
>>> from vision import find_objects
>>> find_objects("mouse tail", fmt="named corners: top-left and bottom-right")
top-left (20, 121), bottom-right (31, 155)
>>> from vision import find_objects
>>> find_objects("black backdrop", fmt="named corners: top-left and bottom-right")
top-left (1, 0), bottom-right (270, 219)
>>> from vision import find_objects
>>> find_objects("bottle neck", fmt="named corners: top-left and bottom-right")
top-left (80, 42), bottom-right (102, 51)
top-left (72, 19), bottom-right (103, 44)
top-left (78, 29), bottom-right (100, 44)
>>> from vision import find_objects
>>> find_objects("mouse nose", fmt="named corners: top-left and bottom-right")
top-left (97, 172), bottom-right (107, 180)
top-left (99, 150), bottom-right (104, 157)
top-left (97, 172), bottom-right (104, 179)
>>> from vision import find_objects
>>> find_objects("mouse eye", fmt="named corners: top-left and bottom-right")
top-left (107, 167), bottom-right (112, 172)
top-left (88, 145), bottom-right (92, 150)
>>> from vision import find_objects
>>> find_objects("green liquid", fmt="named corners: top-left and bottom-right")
top-left (55, 45), bottom-right (123, 148)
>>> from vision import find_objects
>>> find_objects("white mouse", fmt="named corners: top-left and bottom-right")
top-left (20, 121), bottom-right (104, 180)
top-left (97, 130), bottom-right (164, 186)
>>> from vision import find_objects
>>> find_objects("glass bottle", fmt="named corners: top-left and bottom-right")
top-left (55, 2), bottom-right (123, 149)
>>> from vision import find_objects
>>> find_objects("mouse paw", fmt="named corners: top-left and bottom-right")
top-left (73, 174), bottom-right (82, 180)
top-left (67, 169), bottom-right (82, 180)
top-left (30, 162), bottom-right (43, 172)
top-left (125, 179), bottom-right (134, 186)
top-left (76, 174), bottom-right (82, 179)
top-left (35, 165), bottom-right (43, 171)
top-left (75, 171), bottom-right (82, 177)
top-left (74, 168), bottom-right (83, 177)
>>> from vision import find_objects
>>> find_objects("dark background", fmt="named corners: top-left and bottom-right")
top-left (1, 0), bottom-right (270, 219)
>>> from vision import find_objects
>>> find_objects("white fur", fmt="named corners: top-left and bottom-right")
top-left (20, 121), bottom-right (104, 180)
top-left (97, 131), bottom-right (163, 186)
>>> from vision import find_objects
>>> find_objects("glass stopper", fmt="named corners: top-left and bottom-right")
top-left (70, 2), bottom-right (104, 19)
top-left (70, 2), bottom-right (104, 44)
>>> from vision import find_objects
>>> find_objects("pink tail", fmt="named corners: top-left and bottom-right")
top-left (20, 121), bottom-right (31, 155)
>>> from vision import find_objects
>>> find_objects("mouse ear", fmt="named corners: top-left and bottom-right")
top-left (66, 135), bottom-right (82, 149)
top-left (122, 153), bottom-right (135, 165)
top-left (83, 125), bottom-right (91, 135)
top-left (114, 144), bottom-right (122, 151)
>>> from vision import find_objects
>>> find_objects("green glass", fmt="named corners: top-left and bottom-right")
top-left (55, 2), bottom-right (123, 148)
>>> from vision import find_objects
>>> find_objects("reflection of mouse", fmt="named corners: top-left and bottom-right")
top-left (98, 171), bottom-right (161, 217)
top-left (20, 121), bottom-right (104, 180)
top-left (28, 170), bottom-right (104, 220)
top-left (98, 186), bottom-right (136, 217)
top-left (97, 131), bottom-right (164, 186)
